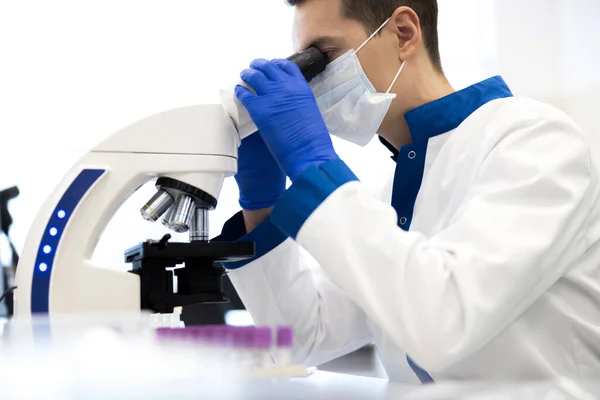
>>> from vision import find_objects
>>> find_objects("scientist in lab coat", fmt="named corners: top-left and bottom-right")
top-left (217, 0), bottom-right (600, 383)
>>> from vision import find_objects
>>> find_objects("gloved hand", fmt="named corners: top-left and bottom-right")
top-left (235, 133), bottom-right (286, 210)
top-left (235, 58), bottom-right (338, 181)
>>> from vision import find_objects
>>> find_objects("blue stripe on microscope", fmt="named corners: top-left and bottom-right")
top-left (31, 169), bottom-right (105, 314)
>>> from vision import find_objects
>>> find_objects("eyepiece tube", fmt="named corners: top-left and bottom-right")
top-left (287, 47), bottom-right (327, 83)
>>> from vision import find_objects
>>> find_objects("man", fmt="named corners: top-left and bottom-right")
top-left (218, 0), bottom-right (600, 383)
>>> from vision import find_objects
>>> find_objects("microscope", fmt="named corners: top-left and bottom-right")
top-left (13, 48), bottom-right (327, 320)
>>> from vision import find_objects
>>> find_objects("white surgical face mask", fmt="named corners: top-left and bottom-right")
top-left (310, 18), bottom-right (406, 146)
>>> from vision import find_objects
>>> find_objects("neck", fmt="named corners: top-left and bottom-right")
top-left (379, 61), bottom-right (454, 150)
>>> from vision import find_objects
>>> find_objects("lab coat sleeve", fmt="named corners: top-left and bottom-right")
top-left (220, 213), bottom-right (373, 367)
top-left (269, 108), bottom-right (594, 372)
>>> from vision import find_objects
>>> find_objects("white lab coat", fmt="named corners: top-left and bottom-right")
top-left (222, 76), bottom-right (600, 383)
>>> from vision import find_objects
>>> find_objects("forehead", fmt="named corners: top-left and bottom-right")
top-left (292, 0), bottom-right (367, 51)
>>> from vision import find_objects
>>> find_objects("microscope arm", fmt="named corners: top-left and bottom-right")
top-left (15, 105), bottom-right (238, 317)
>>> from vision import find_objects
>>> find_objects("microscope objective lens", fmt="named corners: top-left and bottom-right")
top-left (141, 190), bottom-right (175, 222)
top-left (170, 194), bottom-right (196, 233)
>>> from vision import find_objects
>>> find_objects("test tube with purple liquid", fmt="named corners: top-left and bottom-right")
top-left (155, 325), bottom-right (293, 369)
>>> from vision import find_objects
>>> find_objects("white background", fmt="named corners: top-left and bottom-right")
top-left (0, 0), bottom-right (598, 271)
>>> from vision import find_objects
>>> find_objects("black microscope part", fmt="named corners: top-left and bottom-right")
top-left (287, 47), bottom-right (327, 83)
top-left (0, 186), bottom-right (19, 317)
top-left (125, 236), bottom-right (255, 314)
top-left (156, 177), bottom-right (217, 210)
top-left (0, 186), bottom-right (19, 237)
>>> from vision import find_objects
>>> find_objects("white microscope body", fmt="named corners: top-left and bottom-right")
top-left (14, 104), bottom-right (240, 318)
top-left (12, 47), bottom-right (326, 322)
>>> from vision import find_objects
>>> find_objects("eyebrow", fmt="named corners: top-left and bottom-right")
top-left (305, 35), bottom-right (344, 51)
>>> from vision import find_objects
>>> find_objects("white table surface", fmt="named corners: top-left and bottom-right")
top-left (1, 367), bottom-right (599, 399)
top-left (2, 317), bottom-right (600, 399)
top-left (247, 371), bottom-right (600, 399)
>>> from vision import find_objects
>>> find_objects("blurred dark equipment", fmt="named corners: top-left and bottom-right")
top-left (0, 186), bottom-right (19, 317)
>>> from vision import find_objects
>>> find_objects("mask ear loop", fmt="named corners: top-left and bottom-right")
top-left (386, 61), bottom-right (406, 94)
top-left (354, 17), bottom-right (391, 55)
top-left (353, 16), bottom-right (404, 94)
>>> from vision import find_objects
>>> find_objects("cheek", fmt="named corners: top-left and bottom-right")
top-left (358, 47), bottom-right (400, 92)
top-left (361, 62), bottom-right (388, 92)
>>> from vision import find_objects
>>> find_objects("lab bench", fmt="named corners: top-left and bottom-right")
top-left (1, 365), bottom-right (598, 399)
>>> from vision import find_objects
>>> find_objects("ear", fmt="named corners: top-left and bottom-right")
top-left (389, 6), bottom-right (422, 62)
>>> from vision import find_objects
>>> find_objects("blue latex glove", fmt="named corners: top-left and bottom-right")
top-left (235, 133), bottom-right (286, 210)
top-left (235, 58), bottom-right (338, 181)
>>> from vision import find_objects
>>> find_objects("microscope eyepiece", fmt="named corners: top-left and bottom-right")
top-left (287, 47), bottom-right (327, 83)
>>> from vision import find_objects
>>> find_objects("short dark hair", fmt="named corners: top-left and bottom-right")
top-left (286, 0), bottom-right (442, 72)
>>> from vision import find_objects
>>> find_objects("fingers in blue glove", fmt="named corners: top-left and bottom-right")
top-left (236, 57), bottom-right (338, 182)
top-left (250, 58), bottom-right (289, 81)
top-left (240, 68), bottom-right (271, 95)
top-left (271, 58), bottom-right (304, 79)
top-left (236, 133), bottom-right (287, 211)
top-left (235, 84), bottom-right (256, 106)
